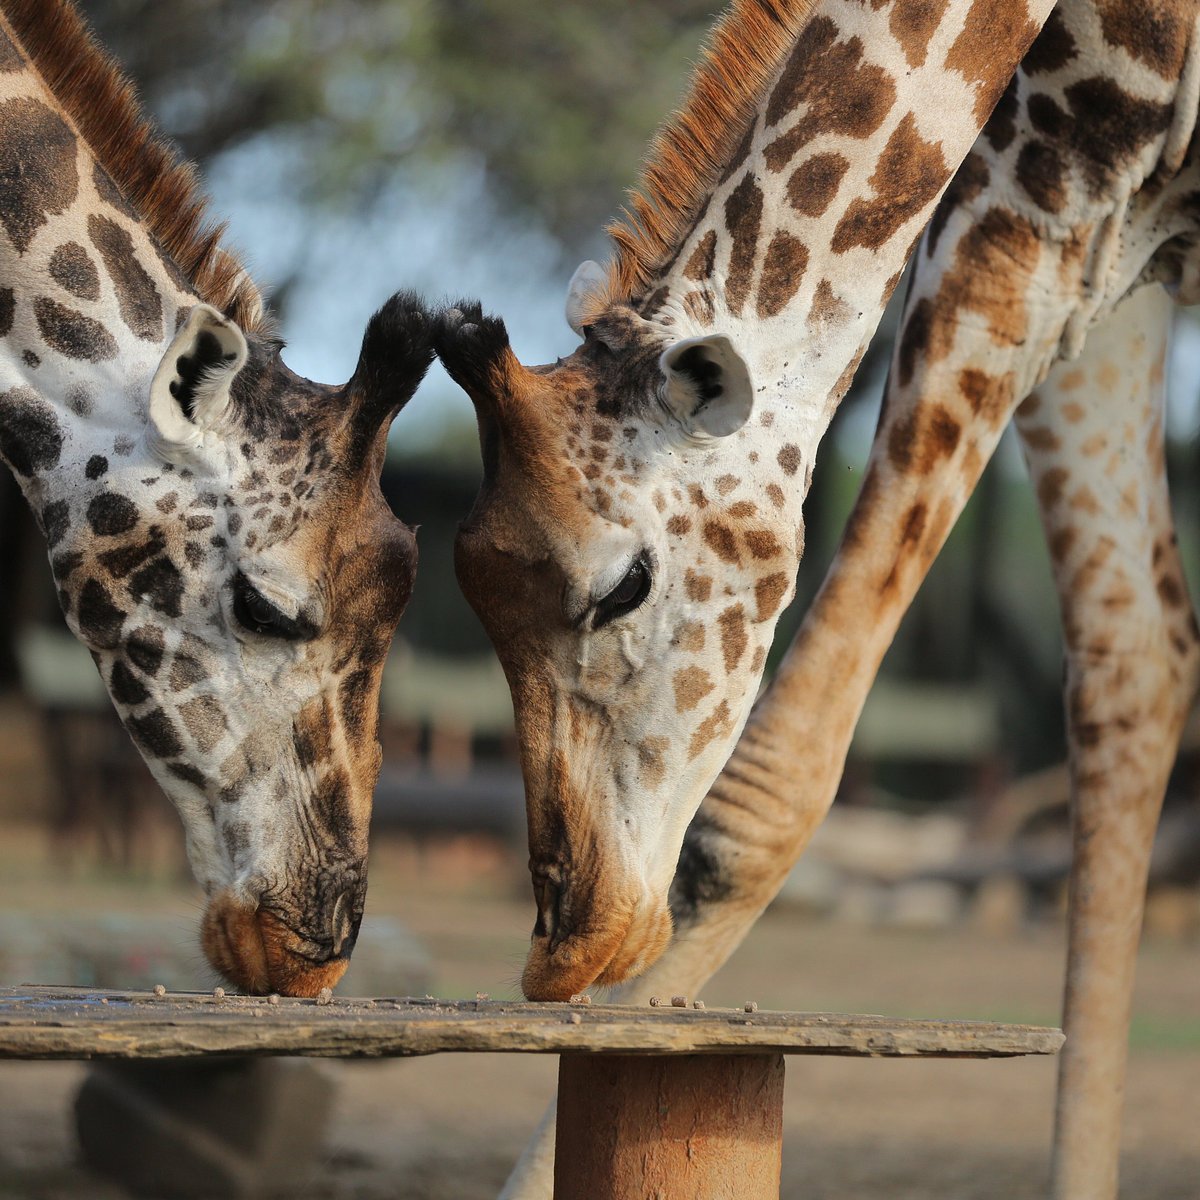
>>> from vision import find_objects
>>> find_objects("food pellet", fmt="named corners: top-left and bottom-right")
top-left (316, 987), bottom-right (333, 1006)
top-left (267, 994), bottom-right (280, 1006)
top-left (212, 988), bottom-right (225, 1000)
top-left (568, 1012), bottom-right (582, 1025)
top-left (693, 1000), bottom-right (705, 1010)
top-left (153, 984), bottom-right (166, 997)
top-left (671, 995), bottom-right (687, 1007)
top-left (648, 996), bottom-right (662, 1007)
top-left (569, 993), bottom-right (591, 1005)
top-left (744, 1001), bottom-right (758, 1013)
top-left (476, 992), bottom-right (490, 1001)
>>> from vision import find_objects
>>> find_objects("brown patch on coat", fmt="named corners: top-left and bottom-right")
top-left (688, 699), bottom-right (732, 760)
top-left (887, 403), bottom-right (961, 474)
top-left (716, 474), bottom-right (739, 496)
top-left (754, 572), bottom-right (789, 622)
top-left (673, 665), bottom-right (716, 713)
top-left (683, 230), bottom-right (717, 282)
top-left (637, 736), bottom-right (668, 787)
top-left (764, 18), bottom-right (896, 172)
top-left (703, 520), bottom-right (741, 565)
top-left (926, 150), bottom-right (990, 257)
top-left (744, 529), bottom-right (781, 559)
top-left (684, 569), bottom-right (712, 602)
top-left (1016, 141), bottom-right (1067, 214)
top-left (728, 500), bottom-right (757, 518)
top-left (807, 278), bottom-right (851, 328)
top-left (757, 230), bottom-right (808, 318)
top-left (34, 296), bottom-right (117, 361)
top-left (787, 152), bottom-right (850, 217)
top-left (724, 173), bottom-right (764, 316)
top-left (832, 113), bottom-right (949, 253)
top-left (0, 22), bottom-right (23, 70)
top-left (889, 0), bottom-right (944, 68)
top-left (179, 695), bottom-right (228, 755)
top-left (88, 213), bottom-right (163, 340)
top-left (1037, 467), bottom-right (1069, 509)
top-left (672, 620), bottom-right (706, 652)
top-left (1098, 0), bottom-right (1191, 78)
top-left (717, 605), bottom-right (748, 673)
top-left (49, 242), bottom-right (100, 301)
top-left (667, 514), bottom-right (692, 536)
top-left (945, 0), bottom-right (1041, 123)
top-left (958, 368), bottom-right (1015, 426)
top-left (0, 97), bottom-right (78, 254)
top-left (777, 444), bottom-right (801, 476)
top-left (1024, 9), bottom-right (1078, 74)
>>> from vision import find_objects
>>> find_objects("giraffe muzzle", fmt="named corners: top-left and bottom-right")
top-left (201, 889), bottom-right (355, 997)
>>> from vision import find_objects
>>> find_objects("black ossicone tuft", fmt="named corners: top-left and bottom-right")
top-left (350, 290), bottom-right (436, 435)
top-left (432, 299), bottom-right (513, 397)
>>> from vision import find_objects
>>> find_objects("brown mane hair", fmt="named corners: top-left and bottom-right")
top-left (1, 0), bottom-right (266, 334)
top-left (597, 0), bottom-right (819, 312)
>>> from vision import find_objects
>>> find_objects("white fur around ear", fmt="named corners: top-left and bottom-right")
top-left (148, 304), bottom-right (248, 461)
top-left (659, 334), bottom-right (753, 441)
top-left (565, 260), bottom-right (608, 336)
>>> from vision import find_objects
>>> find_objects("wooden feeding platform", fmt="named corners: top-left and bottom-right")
top-left (0, 985), bottom-right (1063, 1198)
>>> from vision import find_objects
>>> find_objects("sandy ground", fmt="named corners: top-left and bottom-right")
top-left (0, 831), bottom-right (1197, 1199)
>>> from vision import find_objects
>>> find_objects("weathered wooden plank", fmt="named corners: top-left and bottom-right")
top-left (0, 986), bottom-right (1063, 1061)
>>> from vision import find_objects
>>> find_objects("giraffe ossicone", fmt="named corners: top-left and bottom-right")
top-left (0, 0), bottom-right (435, 996)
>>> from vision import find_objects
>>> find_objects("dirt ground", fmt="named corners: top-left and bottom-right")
top-left (0, 829), bottom-right (1197, 1200)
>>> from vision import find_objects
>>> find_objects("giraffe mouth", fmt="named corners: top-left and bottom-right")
top-left (201, 890), bottom-right (351, 997)
top-left (520, 878), bottom-right (673, 1001)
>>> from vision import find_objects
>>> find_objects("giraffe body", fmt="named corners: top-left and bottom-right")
top-left (437, 0), bottom-right (1200, 1195)
top-left (0, 0), bottom-right (434, 995)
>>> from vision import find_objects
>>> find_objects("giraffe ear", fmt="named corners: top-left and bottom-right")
top-left (659, 334), bottom-right (753, 440)
top-left (148, 304), bottom-right (248, 458)
top-left (565, 260), bottom-right (607, 336)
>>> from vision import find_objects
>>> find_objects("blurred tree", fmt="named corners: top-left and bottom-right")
top-left (85, 0), bottom-right (718, 248)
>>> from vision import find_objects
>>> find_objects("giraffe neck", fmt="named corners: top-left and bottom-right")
top-left (638, 0), bottom-right (1050, 444)
top-left (0, 15), bottom-right (196, 511)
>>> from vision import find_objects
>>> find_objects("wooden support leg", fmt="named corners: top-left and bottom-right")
top-left (554, 1053), bottom-right (784, 1200)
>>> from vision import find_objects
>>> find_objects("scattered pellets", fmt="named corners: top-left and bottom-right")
top-left (648, 996), bottom-right (662, 1007)
top-left (692, 1000), bottom-right (705, 1010)
top-left (212, 987), bottom-right (225, 1000)
top-left (316, 987), bottom-right (333, 1006)
top-left (671, 995), bottom-right (687, 1008)
top-left (569, 993), bottom-right (592, 1006)
top-left (744, 1001), bottom-right (758, 1013)
top-left (568, 1012), bottom-right (582, 1025)
top-left (152, 984), bottom-right (166, 997)
top-left (267, 994), bottom-right (280, 1006)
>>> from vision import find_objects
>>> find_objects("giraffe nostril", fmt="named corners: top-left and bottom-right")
top-left (532, 872), bottom-right (565, 951)
top-left (330, 890), bottom-right (355, 957)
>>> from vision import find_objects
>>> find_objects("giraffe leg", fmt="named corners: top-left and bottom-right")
top-left (1015, 284), bottom-right (1200, 1200)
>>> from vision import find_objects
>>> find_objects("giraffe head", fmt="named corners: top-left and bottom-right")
top-left (438, 291), bottom-right (799, 999)
top-left (0, 0), bottom-right (438, 995)
top-left (16, 293), bottom-right (433, 995)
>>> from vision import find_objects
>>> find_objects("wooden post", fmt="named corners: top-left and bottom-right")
top-left (554, 1052), bottom-right (784, 1200)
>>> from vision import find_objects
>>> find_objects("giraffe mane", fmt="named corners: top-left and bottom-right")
top-left (1, 0), bottom-right (269, 335)
top-left (594, 0), bottom-right (819, 316)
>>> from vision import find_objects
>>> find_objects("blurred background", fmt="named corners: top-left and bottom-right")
top-left (1, 2), bottom-right (1197, 1197)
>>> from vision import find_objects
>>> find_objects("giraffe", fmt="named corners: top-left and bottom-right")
top-left (436, 0), bottom-right (1200, 1195)
top-left (0, 0), bottom-right (434, 997)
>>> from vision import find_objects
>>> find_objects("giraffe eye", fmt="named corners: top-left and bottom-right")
top-left (593, 555), bottom-right (652, 630)
top-left (231, 574), bottom-right (308, 640)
